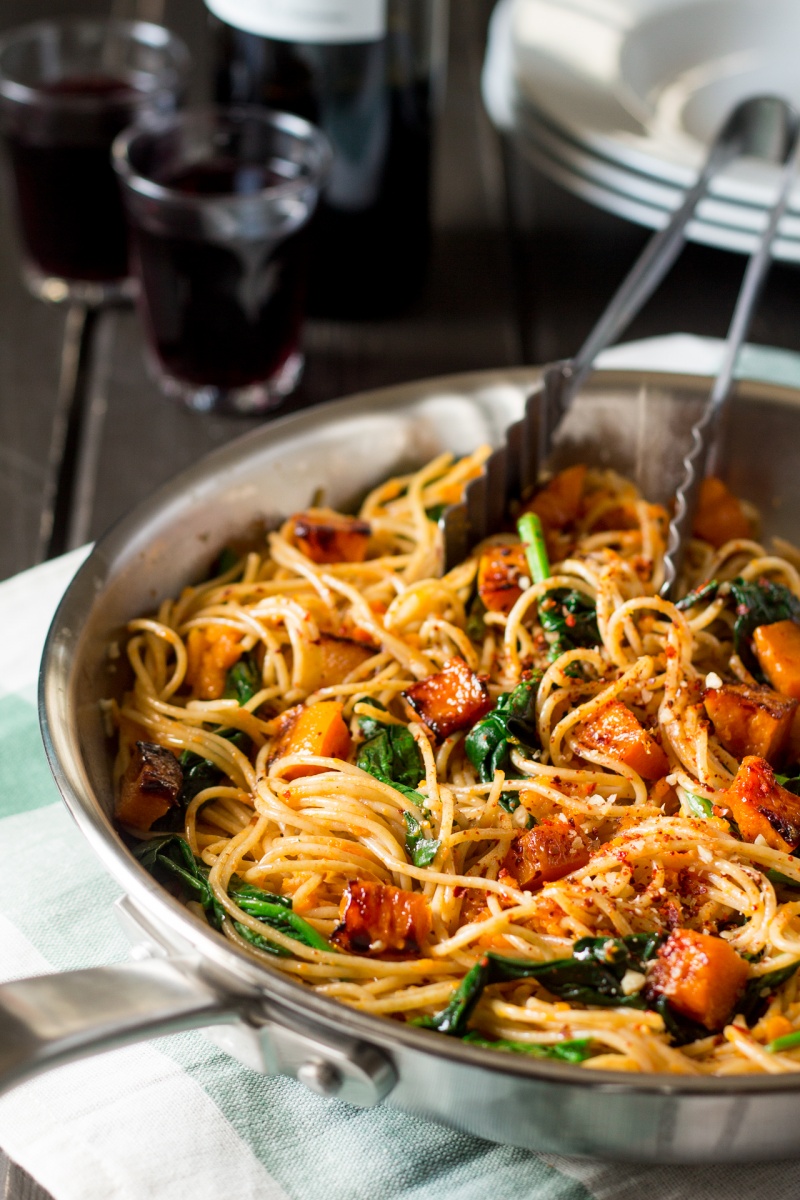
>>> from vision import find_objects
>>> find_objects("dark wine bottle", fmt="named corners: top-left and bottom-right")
top-left (205, 0), bottom-right (446, 318)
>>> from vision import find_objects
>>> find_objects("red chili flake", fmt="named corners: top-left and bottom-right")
top-left (565, 614), bottom-right (577, 628)
top-left (453, 886), bottom-right (465, 898)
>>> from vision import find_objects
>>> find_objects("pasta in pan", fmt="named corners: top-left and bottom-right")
top-left (110, 450), bottom-right (800, 1075)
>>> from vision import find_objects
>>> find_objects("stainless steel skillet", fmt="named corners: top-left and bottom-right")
top-left (8, 362), bottom-right (800, 1163)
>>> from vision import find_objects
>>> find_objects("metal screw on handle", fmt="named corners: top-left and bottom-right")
top-left (297, 1059), bottom-right (344, 1096)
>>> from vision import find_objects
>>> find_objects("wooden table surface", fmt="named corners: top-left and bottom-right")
top-left (4, 0), bottom-right (800, 1195)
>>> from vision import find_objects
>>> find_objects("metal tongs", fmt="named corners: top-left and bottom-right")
top-left (442, 96), bottom-right (800, 597)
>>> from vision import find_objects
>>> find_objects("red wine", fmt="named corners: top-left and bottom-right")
top-left (131, 158), bottom-right (309, 389)
top-left (208, 3), bottom-right (442, 318)
top-left (4, 76), bottom-right (140, 282)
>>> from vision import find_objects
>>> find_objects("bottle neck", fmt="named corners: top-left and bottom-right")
top-left (204, 0), bottom-right (388, 44)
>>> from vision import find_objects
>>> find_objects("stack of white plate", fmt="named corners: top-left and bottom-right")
top-left (482, 0), bottom-right (800, 262)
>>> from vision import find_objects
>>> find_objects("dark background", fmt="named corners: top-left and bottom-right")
top-left (3, 0), bottom-right (797, 586)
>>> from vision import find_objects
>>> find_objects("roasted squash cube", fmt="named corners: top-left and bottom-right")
top-left (646, 929), bottom-right (749, 1029)
top-left (292, 510), bottom-right (370, 564)
top-left (403, 656), bottom-right (492, 738)
top-left (186, 625), bottom-right (244, 700)
top-left (294, 635), bottom-right (374, 692)
top-left (521, 464), bottom-right (586, 532)
top-left (116, 741), bottom-right (183, 831)
top-left (704, 683), bottom-right (797, 764)
top-left (753, 620), bottom-right (800, 700)
top-left (576, 699), bottom-right (668, 780)
top-left (477, 543), bottom-right (529, 614)
top-left (271, 700), bottom-right (352, 781)
top-left (692, 477), bottom-right (751, 548)
top-left (332, 880), bottom-right (432, 957)
top-left (721, 755), bottom-right (800, 852)
top-left (588, 504), bottom-right (641, 533)
top-left (501, 819), bottom-right (589, 891)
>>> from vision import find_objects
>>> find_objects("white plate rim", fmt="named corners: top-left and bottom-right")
top-left (504, 0), bottom-right (800, 210)
top-left (517, 103), bottom-right (800, 243)
top-left (510, 120), bottom-right (800, 262)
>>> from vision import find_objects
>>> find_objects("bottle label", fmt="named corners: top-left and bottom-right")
top-left (206, 0), bottom-right (387, 43)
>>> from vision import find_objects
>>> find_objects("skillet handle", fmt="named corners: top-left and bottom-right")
top-left (0, 957), bottom-right (237, 1096)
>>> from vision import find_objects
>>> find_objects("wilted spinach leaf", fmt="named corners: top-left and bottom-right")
top-left (647, 995), bottom-right (710, 1047)
top-left (178, 728), bottom-right (251, 806)
top-left (676, 576), bottom-right (800, 680)
top-left (766, 869), bottom-right (800, 889)
top-left (356, 701), bottom-right (424, 790)
top-left (738, 962), bottom-right (800, 1025)
top-left (776, 770), bottom-right (800, 798)
top-left (223, 656), bottom-right (260, 705)
top-left (729, 577), bottom-right (800, 676)
top-left (539, 589), bottom-right (601, 659)
top-left (462, 1031), bottom-right (592, 1062)
top-left (466, 594), bottom-right (487, 643)
top-left (390, 781), bottom-right (429, 810)
top-left (231, 883), bottom-right (331, 955)
top-left (403, 812), bottom-right (440, 867)
top-left (685, 790), bottom-right (742, 839)
top-left (464, 675), bottom-right (542, 785)
top-left (538, 934), bottom-right (664, 1007)
top-left (418, 935), bottom-right (665, 1039)
top-left (134, 833), bottom-right (222, 925)
top-left (133, 831), bottom-right (189, 874)
top-left (675, 579), bottom-right (721, 611)
top-left (133, 835), bottom-right (330, 953)
top-left (416, 956), bottom-right (491, 1035)
top-left (685, 792), bottom-right (714, 819)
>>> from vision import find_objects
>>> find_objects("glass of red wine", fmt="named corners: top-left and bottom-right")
top-left (0, 19), bottom-right (189, 306)
top-left (113, 106), bottom-right (329, 415)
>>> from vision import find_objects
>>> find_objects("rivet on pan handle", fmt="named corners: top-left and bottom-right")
top-left (118, 893), bottom-right (398, 1109)
top-left (254, 1020), bottom-right (397, 1107)
top-left (0, 892), bottom-right (397, 1107)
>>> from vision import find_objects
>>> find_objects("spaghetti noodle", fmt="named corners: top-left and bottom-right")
top-left (111, 450), bottom-right (800, 1075)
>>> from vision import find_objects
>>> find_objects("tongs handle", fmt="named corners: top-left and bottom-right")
top-left (661, 102), bottom-right (800, 596)
top-left (441, 98), bottom-right (800, 575)
top-left (569, 96), bottom-right (799, 396)
top-left (537, 98), bottom-right (800, 491)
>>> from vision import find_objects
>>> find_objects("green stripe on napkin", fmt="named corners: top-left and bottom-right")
top-left (0, 806), bottom-right (126, 971)
top-left (0, 695), bottom-right (60, 816)
top-left (160, 1035), bottom-right (592, 1200)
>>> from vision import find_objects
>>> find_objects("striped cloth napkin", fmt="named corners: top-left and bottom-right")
top-left (3, 338), bottom-right (800, 1199)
